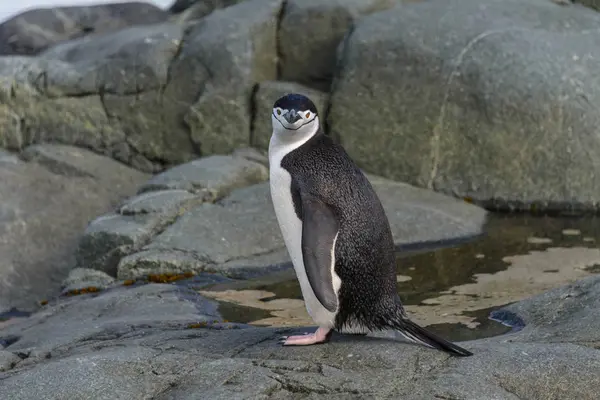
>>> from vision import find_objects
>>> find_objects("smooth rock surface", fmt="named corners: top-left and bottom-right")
top-left (138, 154), bottom-right (269, 198)
top-left (280, 0), bottom-right (396, 90)
top-left (252, 80), bottom-right (329, 150)
top-left (0, 2), bottom-right (169, 56)
top-left (118, 177), bottom-right (486, 280)
top-left (328, 0), bottom-right (600, 211)
top-left (60, 268), bottom-right (116, 294)
top-left (183, 0), bottom-right (281, 154)
top-left (0, 276), bottom-right (598, 399)
top-left (0, 144), bottom-right (148, 313)
top-left (174, 0), bottom-right (245, 23)
top-left (77, 153), bottom-right (268, 278)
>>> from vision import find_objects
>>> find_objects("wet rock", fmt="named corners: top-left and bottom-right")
top-left (0, 276), bottom-right (598, 399)
top-left (0, 350), bottom-right (21, 372)
top-left (183, 0), bottom-right (281, 154)
top-left (60, 268), bottom-right (116, 295)
top-left (328, 0), bottom-right (600, 211)
top-left (280, 0), bottom-right (396, 90)
top-left (0, 2), bottom-right (169, 56)
top-left (119, 178), bottom-right (486, 280)
top-left (0, 145), bottom-right (148, 313)
top-left (251, 81), bottom-right (329, 150)
top-left (499, 274), bottom-right (600, 344)
top-left (138, 154), bottom-right (269, 199)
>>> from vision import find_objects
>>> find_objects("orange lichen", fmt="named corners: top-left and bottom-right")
top-left (40, 300), bottom-right (48, 306)
top-left (123, 280), bottom-right (136, 286)
top-left (146, 272), bottom-right (196, 283)
top-left (65, 286), bottom-right (101, 296)
top-left (463, 196), bottom-right (473, 204)
top-left (187, 322), bottom-right (208, 329)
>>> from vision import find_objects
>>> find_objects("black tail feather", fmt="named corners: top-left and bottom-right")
top-left (391, 318), bottom-right (473, 357)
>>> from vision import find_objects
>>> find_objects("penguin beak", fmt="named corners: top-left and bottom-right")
top-left (283, 109), bottom-right (302, 124)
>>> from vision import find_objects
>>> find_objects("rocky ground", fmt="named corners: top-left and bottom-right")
top-left (0, 274), bottom-right (598, 399)
top-left (1, 0), bottom-right (600, 398)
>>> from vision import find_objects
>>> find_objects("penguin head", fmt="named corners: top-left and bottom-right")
top-left (271, 93), bottom-right (319, 141)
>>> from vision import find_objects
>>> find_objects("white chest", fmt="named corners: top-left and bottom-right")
top-left (268, 145), bottom-right (338, 328)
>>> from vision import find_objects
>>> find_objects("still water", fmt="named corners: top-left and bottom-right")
top-left (200, 214), bottom-right (600, 342)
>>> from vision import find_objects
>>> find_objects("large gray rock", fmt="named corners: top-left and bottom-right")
top-left (118, 177), bottom-right (486, 280)
top-left (0, 0), bottom-right (283, 172)
top-left (0, 276), bottom-right (598, 399)
top-left (77, 153), bottom-right (268, 277)
top-left (328, 0), bottom-right (600, 212)
top-left (280, 0), bottom-right (396, 90)
top-left (183, 0), bottom-right (281, 155)
top-left (0, 144), bottom-right (148, 313)
top-left (252, 81), bottom-right (329, 151)
top-left (0, 2), bottom-right (169, 56)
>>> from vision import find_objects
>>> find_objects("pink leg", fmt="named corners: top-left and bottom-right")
top-left (279, 327), bottom-right (332, 346)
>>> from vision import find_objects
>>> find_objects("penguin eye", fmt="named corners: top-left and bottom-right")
top-left (276, 109), bottom-right (281, 115)
top-left (305, 112), bottom-right (311, 118)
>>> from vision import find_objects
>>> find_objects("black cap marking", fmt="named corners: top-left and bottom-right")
top-left (273, 93), bottom-right (318, 115)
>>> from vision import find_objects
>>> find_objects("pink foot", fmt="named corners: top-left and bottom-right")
top-left (279, 327), bottom-right (332, 346)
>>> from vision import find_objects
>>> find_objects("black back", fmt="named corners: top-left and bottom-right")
top-left (280, 129), bottom-right (401, 331)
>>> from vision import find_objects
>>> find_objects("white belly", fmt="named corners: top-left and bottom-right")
top-left (268, 147), bottom-right (338, 328)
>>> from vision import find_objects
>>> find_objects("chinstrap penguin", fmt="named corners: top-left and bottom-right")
top-left (267, 93), bottom-right (473, 357)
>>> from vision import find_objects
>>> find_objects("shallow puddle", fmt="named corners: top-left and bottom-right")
top-left (200, 214), bottom-right (600, 342)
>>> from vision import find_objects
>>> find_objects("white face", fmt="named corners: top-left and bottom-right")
top-left (271, 106), bottom-right (319, 144)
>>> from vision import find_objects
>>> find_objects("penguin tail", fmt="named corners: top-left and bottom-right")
top-left (389, 316), bottom-right (473, 357)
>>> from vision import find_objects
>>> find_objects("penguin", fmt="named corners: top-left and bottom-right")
top-left (267, 93), bottom-right (473, 357)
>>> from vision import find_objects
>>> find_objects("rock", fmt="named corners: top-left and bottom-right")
top-left (0, 0), bottom-right (282, 171)
top-left (328, 0), bottom-right (600, 212)
top-left (118, 177), bottom-right (486, 280)
top-left (183, 0), bottom-right (281, 154)
top-left (77, 153), bottom-right (268, 277)
top-left (0, 2), bottom-right (169, 56)
top-left (251, 81), bottom-right (329, 150)
top-left (174, 0), bottom-right (246, 23)
top-left (497, 274), bottom-right (600, 344)
top-left (0, 350), bottom-right (21, 372)
top-left (0, 283), bottom-right (221, 356)
top-left (573, 0), bottom-right (600, 11)
top-left (37, 22), bottom-right (193, 170)
top-left (60, 268), bottom-right (116, 295)
top-left (0, 276), bottom-right (598, 398)
top-left (0, 144), bottom-right (148, 313)
top-left (231, 147), bottom-right (269, 167)
top-left (76, 191), bottom-right (204, 276)
top-left (119, 189), bottom-right (199, 215)
top-left (138, 154), bottom-right (269, 199)
top-left (280, 0), bottom-right (396, 90)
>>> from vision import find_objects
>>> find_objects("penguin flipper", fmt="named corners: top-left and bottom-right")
top-left (301, 194), bottom-right (340, 313)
